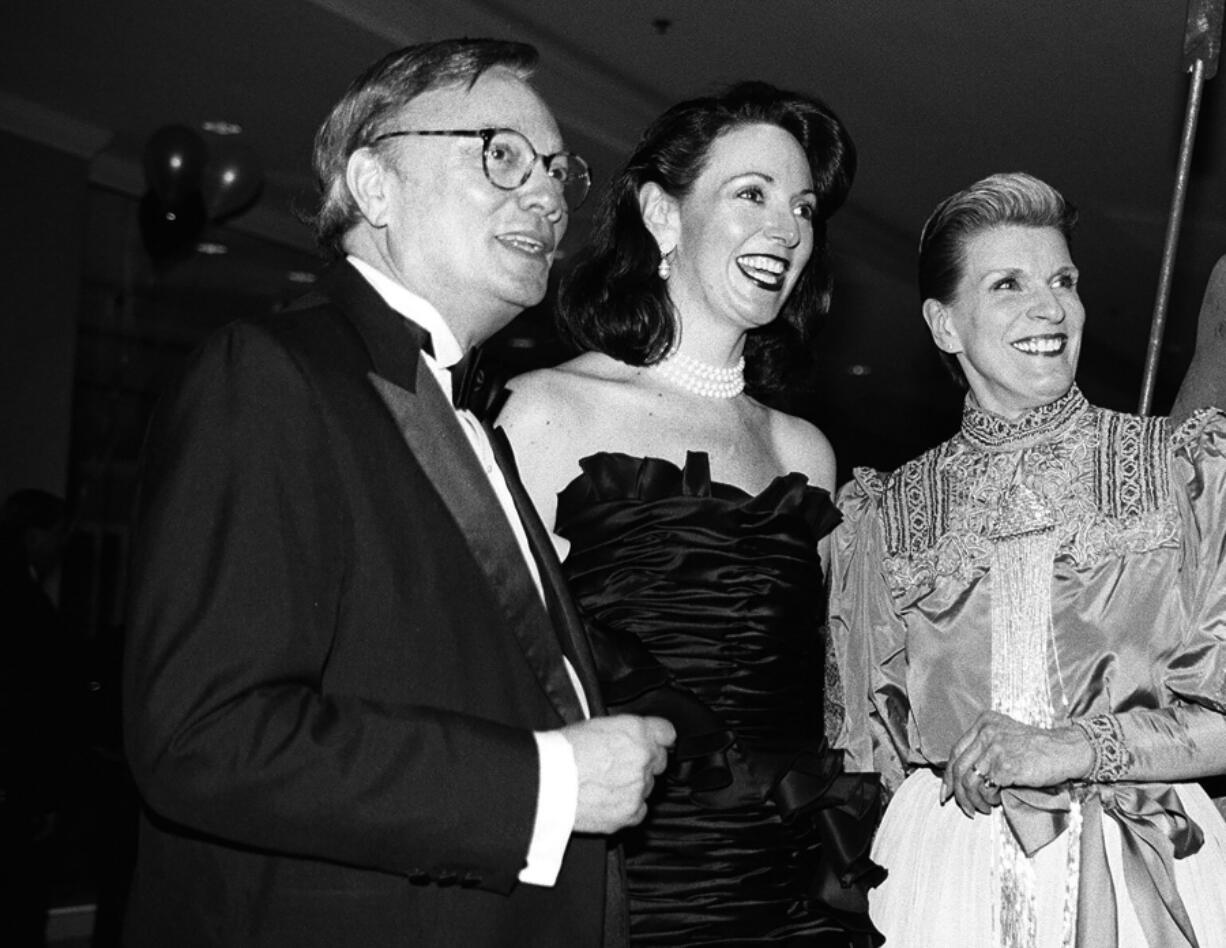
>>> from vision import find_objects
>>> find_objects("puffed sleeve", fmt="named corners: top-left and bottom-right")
top-left (1084, 410), bottom-right (1226, 783)
top-left (829, 470), bottom-right (910, 793)
top-left (1171, 408), bottom-right (1226, 694)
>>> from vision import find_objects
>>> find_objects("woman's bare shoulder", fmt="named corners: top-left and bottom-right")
top-left (508, 352), bottom-right (634, 397)
top-left (550, 352), bottom-right (643, 393)
top-left (766, 408), bottom-right (836, 492)
top-left (503, 354), bottom-right (636, 422)
top-left (499, 354), bottom-right (643, 527)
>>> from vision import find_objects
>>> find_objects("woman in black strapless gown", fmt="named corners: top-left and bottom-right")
top-left (555, 451), bottom-right (881, 945)
top-left (501, 83), bottom-right (883, 945)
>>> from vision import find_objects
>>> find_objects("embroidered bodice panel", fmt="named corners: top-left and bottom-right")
top-left (871, 387), bottom-right (1181, 595)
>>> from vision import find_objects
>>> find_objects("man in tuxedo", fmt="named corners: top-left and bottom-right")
top-left (122, 38), bottom-right (674, 948)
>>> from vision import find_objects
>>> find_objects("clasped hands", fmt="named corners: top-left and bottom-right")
top-left (562, 714), bottom-right (676, 834)
top-left (940, 710), bottom-right (1095, 818)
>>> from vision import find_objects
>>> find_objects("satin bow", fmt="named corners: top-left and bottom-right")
top-left (999, 782), bottom-right (1204, 947)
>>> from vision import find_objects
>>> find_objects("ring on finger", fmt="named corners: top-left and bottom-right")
top-left (971, 765), bottom-right (998, 789)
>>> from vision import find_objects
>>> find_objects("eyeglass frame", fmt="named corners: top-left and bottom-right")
top-left (370, 127), bottom-right (591, 209)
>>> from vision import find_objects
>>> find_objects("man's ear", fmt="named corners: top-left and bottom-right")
top-left (638, 182), bottom-right (680, 255)
top-left (922, 298), bottom-right (963, 355)
top-left (345, 147), bottom-right (392, 228)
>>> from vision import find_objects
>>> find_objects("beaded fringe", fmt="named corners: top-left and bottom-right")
top-left (989, 527), bottom-right (1081, 947)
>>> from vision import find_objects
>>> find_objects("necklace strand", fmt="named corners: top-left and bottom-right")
top-left (654, 349), bottom-right (745, 399)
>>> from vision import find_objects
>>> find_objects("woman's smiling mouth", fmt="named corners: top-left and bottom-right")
top-left (1011, 333), bottom-right (1067, 355)
top-left (736, 254), bottom-right (789, 291)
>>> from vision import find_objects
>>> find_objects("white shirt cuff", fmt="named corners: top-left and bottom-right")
top-left (519, 730), bottom-right (579, 886)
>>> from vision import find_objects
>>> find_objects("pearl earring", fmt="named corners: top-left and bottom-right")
top-left (657, 247), bottom-right (673, 280)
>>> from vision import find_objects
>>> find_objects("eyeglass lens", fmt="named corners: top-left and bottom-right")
top-left (485, 130), bottom-right (589, 208)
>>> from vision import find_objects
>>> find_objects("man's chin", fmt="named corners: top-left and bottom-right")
top-left (499, 277), bottom-right (550, 313)
top-left (479, 292), bottom-right (547, 338)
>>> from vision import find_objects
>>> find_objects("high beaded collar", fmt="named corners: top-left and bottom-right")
top-left (960, 385), bottom-right (1088, 452)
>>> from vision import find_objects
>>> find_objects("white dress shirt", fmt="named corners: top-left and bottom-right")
top-left (348, 256), bottom-right (585, 887)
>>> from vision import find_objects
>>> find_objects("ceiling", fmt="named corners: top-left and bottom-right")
top-left (5, 0), bottom-right (1226, 471)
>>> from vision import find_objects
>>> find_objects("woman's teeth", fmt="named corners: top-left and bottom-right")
top-left (1012, 335), bottom-right (1066, 354)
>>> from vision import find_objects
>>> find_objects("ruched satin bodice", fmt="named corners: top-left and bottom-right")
top-left (556, 451), bottom-right (882, 947)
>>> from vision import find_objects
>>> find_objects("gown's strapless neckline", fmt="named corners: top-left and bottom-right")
top-left (556, 449), bottom-right (836, 530)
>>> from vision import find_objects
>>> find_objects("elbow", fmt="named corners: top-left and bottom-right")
top-left (124, 695), bottom-right (218, 823)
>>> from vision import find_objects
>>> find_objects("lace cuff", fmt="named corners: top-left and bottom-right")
top-left (1073, 713), bottom-right (1134, 782)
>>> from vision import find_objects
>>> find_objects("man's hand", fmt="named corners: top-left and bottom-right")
top-left (562, 715), bottom-right (675, 834)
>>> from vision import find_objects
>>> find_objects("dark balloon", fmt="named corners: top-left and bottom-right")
top-left (142, 125), bottom-right (207, 205)
top-left (138, 189), bottom-right (207, 270)
top-left (202, 136), bottom-right (264, 222)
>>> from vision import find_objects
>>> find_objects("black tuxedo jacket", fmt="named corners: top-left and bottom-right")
top-left (122, 261), bottom-right (618, 947)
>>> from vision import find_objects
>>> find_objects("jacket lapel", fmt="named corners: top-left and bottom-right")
top-left (488, 424), bottom-right (605, 716)
top-left (321, 262), bottom-right (588, 723)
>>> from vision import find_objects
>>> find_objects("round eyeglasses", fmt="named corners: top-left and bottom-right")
top-left (372, 127), bottom-right (591, 210)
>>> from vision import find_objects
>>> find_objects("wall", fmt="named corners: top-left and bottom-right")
top-left (0, 130), bottom-right (89, 501)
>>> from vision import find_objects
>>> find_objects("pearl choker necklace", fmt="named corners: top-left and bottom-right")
top-left (655, 349), bottom-right (745, 398)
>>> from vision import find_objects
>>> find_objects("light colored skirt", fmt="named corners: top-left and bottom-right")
top-left (870, 769), bottom-right (1226, 947)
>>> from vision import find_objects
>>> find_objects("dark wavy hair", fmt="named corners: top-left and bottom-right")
top-left (559, 81), bottom-right (856, 398)
top-left (918, 171), bottom-right (1078, 386)
top-left (307, 39), bottom-right (538, 259)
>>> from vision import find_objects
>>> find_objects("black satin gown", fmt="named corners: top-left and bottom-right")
top-left (555, 452), bottom-right (884, 947)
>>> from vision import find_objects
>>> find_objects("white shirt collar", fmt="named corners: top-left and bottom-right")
top-left (346, 255), bottom-right (464, 368)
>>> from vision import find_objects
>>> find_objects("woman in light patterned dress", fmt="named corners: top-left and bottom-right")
top-left (829, 171), bottom-right (1226, 947)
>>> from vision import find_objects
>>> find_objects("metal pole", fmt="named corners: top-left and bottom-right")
top-left (1138, 59), bottom-right (1207, 415)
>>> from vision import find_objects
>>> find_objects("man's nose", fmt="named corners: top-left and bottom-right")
top-left (517, 160), bottom-right (566, 222)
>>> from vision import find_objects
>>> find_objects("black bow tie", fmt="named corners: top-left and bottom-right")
top-left (449, 346), bottom-right (509, 421)
top-left (407, 319), bottom-right (507, 421)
